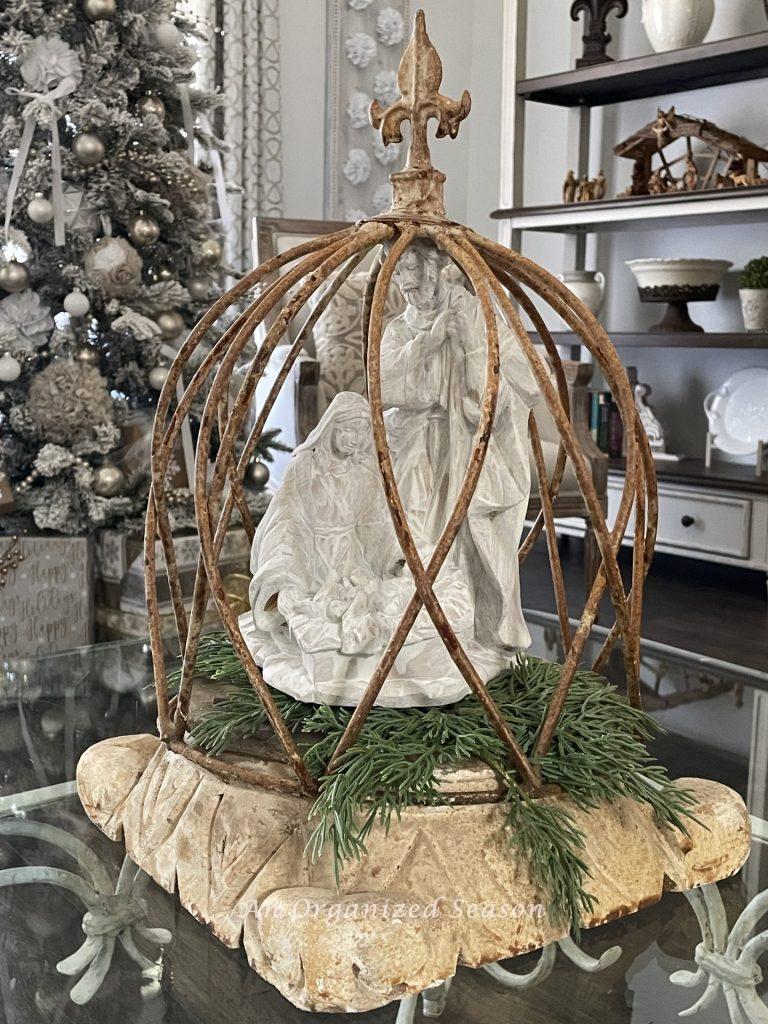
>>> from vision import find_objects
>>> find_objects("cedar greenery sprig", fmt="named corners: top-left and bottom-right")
top-left (179, 632), bottom-right (697, 928)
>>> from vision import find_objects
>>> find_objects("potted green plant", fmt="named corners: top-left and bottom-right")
top-left (740, 257), bottom-right (768, 332)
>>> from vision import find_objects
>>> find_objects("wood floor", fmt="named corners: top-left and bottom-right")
top-left (520, 538), bottom-right (768, 672)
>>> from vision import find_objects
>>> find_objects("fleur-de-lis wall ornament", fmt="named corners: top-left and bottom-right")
top-left (369, 9), bottom-right (471, 218)
top-left (570, 0), bottom-right (628, 68)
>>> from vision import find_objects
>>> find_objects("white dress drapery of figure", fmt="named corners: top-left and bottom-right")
top-left (380, 275), bottom-right (540, 652)
top-left (239, 391), bottom-right (505, 707)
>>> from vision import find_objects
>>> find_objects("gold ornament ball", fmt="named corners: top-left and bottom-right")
top-left (27, 193), bottom-right (55, 224)
top-left (0, 261), bottom-right (30, 294)
top-left (72, 133), bottom-right (106, 168)
top-left (0, 352), bottom-right (22, 383)
top-left (92, 462), bottom-right (125, 497)
top-left (64, 290), bottom-right (91, 317)
top-left (155, 266), bottom-right (174, 281)
top-left (137, 94), bottom-right (165, 120)
top-left (156, 310), bottom-right (185, 340)
top-left (128, 213), bottom-right (161, 247)
top-left (244, 459), bottom-right (270, 491)
top-left (200, 237), bottom-right (223, 264)
top-left (187, 275), bottom-right (210, 300)
top-left (149, 365), bottom-right (170, 390)
top-left (83, 0), bottom-right (116, 19)
top-left (74, 344), bottom-right (100, 366)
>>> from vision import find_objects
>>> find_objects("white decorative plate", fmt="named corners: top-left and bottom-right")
top-left (704, 368), bottom-right (768, 456)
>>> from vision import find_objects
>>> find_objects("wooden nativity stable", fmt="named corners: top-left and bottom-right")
top-left (76, 12), bottom-right (750, 1017)
top-left (615, 106), bottom-right (768, 196)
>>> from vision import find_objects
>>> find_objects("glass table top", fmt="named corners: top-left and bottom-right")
top-left (0, 611), bottom-right (766, 1023)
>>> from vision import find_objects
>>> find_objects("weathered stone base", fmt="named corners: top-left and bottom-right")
top-left (76, 734), bottom-right (751, 1014)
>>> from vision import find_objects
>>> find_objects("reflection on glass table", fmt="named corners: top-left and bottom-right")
top-left (0, 613), bottom-right (766, 1023)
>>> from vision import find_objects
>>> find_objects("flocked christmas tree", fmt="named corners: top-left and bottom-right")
top-left (0, 0), bottom-right (235, 534)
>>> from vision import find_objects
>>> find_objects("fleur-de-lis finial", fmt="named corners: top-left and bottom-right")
top-left (370, 10), bottom-right (471, 219)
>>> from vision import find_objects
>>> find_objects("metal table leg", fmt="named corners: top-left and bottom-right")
top-left (670, 882), bottom-right (768, 1023)
top-left (0, 820), bottom-right (172, 1005)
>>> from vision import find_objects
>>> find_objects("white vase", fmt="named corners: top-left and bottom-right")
top-left (641, 0), bottom-right (716, 53)
top-left (557, 270), bottom-right (606, 315)
top-left (706, 0), bottom-right (766, 42)
top-left (740, 289), bottom-right (768, 332)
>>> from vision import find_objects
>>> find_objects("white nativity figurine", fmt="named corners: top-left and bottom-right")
top-left (240, 239), bottom-right (541, 707)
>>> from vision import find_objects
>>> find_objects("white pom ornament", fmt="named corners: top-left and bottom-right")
top-left (27, 194), bottom-right (55, 224)
top-left (154, 21), bottom-right (182, 48)
top-left (63, 290), bottom-right (90, 317)
top-left (0, 352), bottom-right (21, 382)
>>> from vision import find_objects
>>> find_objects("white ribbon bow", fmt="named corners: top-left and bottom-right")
top-left (6, 74), bottom-right (79, 248)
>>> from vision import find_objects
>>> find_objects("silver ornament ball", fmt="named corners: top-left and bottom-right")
top-left (83, 0), bottom-right (116, 19)
top-left (64, 290), bottom-right (90, 317)
top-left (0, 352), bottom-right (21, 383)
top-left (92, 462), bottom-right (125, 497)
top-left (156, 310), bottom-right (185, 339)
top-left (27, 193), bottom-right (55, 224)
top-left (149, 365), bottom-right (170, 390)
top-left (137, 94), bottom-right (165, 120)
top-left (154, 21), bottom-right (182, 47)
top-left (74, 344), bottom-right (100, 366)
top-left (187, 275), bottom-right (211, 300)
top-left (200, 237), bottom-right (223, 264)
top-left (0, 261), bottom-right (30, 294)
top-left (128, 213), bottom-right (161, 247)
top-left (72, 133), bottom-right (106, 168)
top-left (244, 459), bottom-right (270, 490)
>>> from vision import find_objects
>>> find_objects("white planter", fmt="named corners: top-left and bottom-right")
top-left (642, 0), bottom-right (715, 52)
top-left (557, 270), bottom-right (606, 315)
top-left (740, 289), bottom-right (768, 332)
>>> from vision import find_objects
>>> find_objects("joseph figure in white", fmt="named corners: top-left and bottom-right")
top-left (380, 239), bottom-right (541, 652)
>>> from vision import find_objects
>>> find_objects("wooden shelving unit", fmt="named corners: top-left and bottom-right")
top-left (517, 31), bottom-right (768, 108)
top-left (492, 185), bottom-right (768, 233)
top-left (531, 332), bottom-right (768, 350)
top-left (609, 456), bottom-right (768, 496)
top-left (499, 7), bottom-right (768, 582)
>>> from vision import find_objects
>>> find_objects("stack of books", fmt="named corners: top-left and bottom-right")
top-left (589, 391), bottom-right (623, 458)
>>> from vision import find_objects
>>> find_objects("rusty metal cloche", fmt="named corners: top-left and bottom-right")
top-left (145, 10), bottom-right (657, 797)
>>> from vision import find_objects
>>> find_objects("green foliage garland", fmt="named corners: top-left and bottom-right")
top-left (179, 632), bottom-right (696, 929)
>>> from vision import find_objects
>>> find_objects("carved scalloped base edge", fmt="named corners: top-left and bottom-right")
top-left (76, 734), bottom-right (751, 1014)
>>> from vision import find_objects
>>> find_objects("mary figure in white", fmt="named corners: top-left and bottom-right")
top-left (239, 390), bottom-right (504, 707)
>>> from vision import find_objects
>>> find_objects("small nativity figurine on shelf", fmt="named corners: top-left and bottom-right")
top-left (76, 12), bottom-right (751, 1020)
top-left (563, 168), bottom-right (606, 203)
top-left (616, 106), bottom-right (768, 198)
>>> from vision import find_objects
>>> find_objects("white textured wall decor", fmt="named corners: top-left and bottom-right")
top-left (324, 0), bottom-right (412, 220)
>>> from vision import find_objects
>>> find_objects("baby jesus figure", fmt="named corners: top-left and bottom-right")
top-left (240, 391), bottom-right (504, 707)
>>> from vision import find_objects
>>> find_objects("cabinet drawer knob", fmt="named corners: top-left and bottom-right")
top-left (680, 514), bottom-right (695, 528)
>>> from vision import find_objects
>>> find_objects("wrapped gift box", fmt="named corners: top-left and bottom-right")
top-left (0, 534), bottom-right (94, 659)
top-left (94, 528), bottom-right (252, 640)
